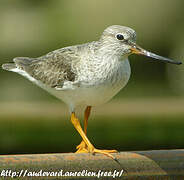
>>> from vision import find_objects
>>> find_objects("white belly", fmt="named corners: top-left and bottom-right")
top-left (48, 59), bottom-right (131, 111)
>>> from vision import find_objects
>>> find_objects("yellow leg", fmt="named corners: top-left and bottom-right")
top-left (76, 106), bottom-right (91, 151)
top-left (84, 106), bottom-right (91, 134)
top-left (71, 112), bottom-right (117, 159)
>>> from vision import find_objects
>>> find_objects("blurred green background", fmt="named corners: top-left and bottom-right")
top-left (0, 0), bottom-right (184, 155)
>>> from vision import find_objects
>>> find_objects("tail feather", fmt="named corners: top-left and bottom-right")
top-left (2, 57), bottom-right (36, 71)
top-left (13, 57), bottom-right (34, 67)
top-left (2, 63), bottom-right (16, 71)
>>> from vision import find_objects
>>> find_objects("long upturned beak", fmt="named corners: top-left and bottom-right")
top-left (130, 44), bottom-right (182, 65)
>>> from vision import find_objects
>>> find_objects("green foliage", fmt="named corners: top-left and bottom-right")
top-left (0, 115), bottom-right (184, 154)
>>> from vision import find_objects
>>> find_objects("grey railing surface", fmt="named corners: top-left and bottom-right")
top-left (0, 149), bottom-right (184, 179)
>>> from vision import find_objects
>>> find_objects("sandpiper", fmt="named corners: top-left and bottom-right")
top-left (2, 25), bottom-right (182, 159)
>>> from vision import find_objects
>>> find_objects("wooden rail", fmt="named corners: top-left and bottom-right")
top-left (0, 149), bottom-right (184, 179)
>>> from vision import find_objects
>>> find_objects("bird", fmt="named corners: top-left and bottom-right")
top-left (2, 25), bottom-right (182, 160)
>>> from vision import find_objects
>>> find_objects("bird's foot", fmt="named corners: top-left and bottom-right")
top-left (75, 142), bottom-right (117, 159)
top-left (76, 141), bottom-right (88, 153)
top-left (92, 148), bottom-right (118, 159)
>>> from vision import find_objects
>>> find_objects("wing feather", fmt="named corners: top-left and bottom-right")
top-left (13, 47), bottom-right (79, 88)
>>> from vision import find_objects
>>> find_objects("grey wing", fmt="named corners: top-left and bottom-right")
top-left (13, 48), bottom-right (79, 88)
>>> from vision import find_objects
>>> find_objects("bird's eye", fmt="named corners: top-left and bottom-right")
top-left (116, 34), bottom-right (124, 40)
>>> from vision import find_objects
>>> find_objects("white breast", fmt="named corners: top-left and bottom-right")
top-left (48, 58), bottom-right (131, 111)
top-left (78, 58), bottom-right (131, 106)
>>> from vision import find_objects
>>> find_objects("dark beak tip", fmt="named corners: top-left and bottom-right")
top-left (176, 61), bottom-right (182, 65)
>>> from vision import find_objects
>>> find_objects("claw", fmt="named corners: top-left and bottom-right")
top-left (76, 141), bottom-right (88, 153)
top-left (92, 148), bottom-right (117, 159)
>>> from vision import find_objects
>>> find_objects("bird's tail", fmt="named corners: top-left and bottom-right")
top-left (2, 57), bottom-right (35, 71)
top-left (2, 63), bottom-right (16, 71)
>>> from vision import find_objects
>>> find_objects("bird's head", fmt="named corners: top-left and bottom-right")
top-left (100, 25), bottom-right (182, 65)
